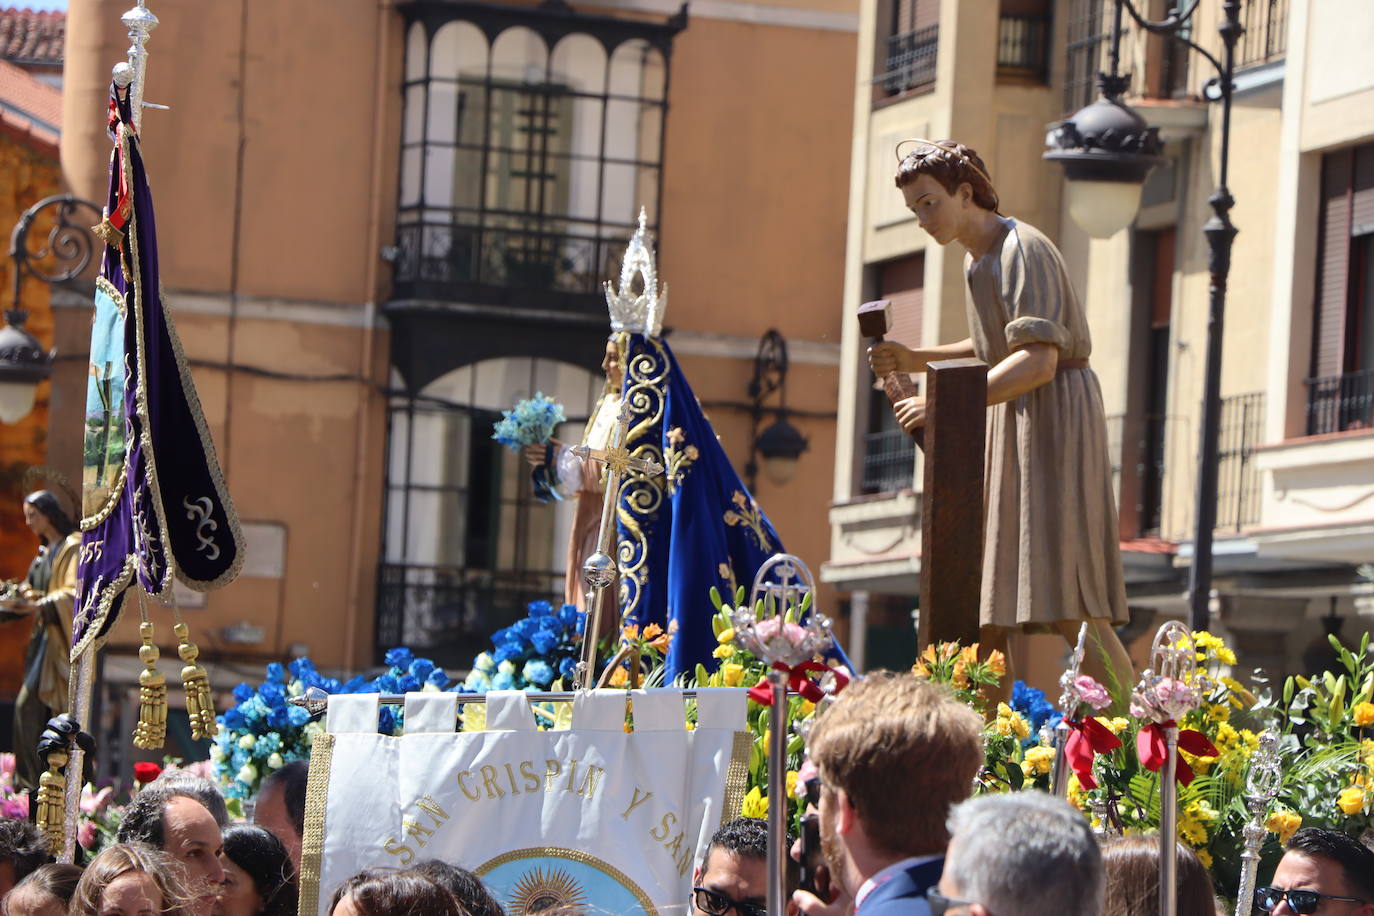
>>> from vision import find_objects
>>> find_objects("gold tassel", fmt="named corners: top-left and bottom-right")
top-left (34, 747), bottom-right (67, 852)
top-left (175, 622), bottom-right (217, 740)
top-left (133, 621), bottom-right (167, 749)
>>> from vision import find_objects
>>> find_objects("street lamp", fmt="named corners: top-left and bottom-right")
top-left (3, 195), bottom-right (103, 423)
top-left (1044, 0), bottom-right (1242, 633)
top-left (745, 329), bottom-right (808, 488)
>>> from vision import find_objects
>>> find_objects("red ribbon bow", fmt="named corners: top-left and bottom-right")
top-left (1063, 717), bottom-right (1122, 790)
top-left (1136, 721), bottom-right (1219, 785)
top-left (748, 661), bottom-right (849, 705)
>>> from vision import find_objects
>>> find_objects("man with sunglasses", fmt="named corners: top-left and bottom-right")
top-left (692, 817), bottom-right (798, 916)
top-left (930, 792), bottom-right (1101, 916)
top-left (1259, 828), bottom-right (1374, 916)
top-left (794, 673), bottom-right (984, 916)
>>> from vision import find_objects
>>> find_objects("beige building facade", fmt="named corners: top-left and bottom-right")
top-left (46, 0), bottom-right (857, 765)
top-left (826, 0), bottom-right (1374, 684)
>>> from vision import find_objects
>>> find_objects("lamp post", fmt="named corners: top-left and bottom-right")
top-left (745, 329), bottom-right (809, 489)
top-left (1045, 0), bottom-right (1242, 633)
top-left (2, 195), bottom-right (103, 423)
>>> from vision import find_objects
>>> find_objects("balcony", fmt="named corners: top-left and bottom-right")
top-left (1235, 0), bottom-right (1288, 70)
top-left (876, 25), bottom-right (938, 96)
top-left (997, 14), bottom-right (1050, 82)
top-left (860, 428), bottom-right (917, 495)
top-left (1305, 368), bottom-right (1374, 436)
top-left (1217, 392), bottom-right (1265, 532)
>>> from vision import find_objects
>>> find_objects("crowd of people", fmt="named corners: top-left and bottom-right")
top-left (2, 671), bottom-right (1374, 916)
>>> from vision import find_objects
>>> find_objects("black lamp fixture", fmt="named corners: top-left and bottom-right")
top-left (1045, 0), bottom-right (1243, 632)
top-left (1, 195), bottom-right (102, 423)
top-left (745, 329), bottom-right (808, 489)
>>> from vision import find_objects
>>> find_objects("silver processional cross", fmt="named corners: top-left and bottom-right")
top-left (573, 400), bottom-right (663, 688)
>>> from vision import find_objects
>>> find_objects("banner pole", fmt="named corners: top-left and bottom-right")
top-left (766, 668), bottom-right (787, 916)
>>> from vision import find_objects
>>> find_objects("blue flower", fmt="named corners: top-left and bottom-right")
top-left (287, 705), bottom-right (310, 727)
top-left (409, 658), bottom-right (436, 681)
top-left (558, 657), bottom-right (577, 680)
top-left (376, 674), bottom-right (400, 694)
top-left (267, 707), bottom-right (291, 731)
top-left (426, 667), bottom-right (450, 688)
top-left (232, 682), bottom-right (254, 703)
top-left (494, 643), bottom-right (524, 664)
top-left (398, 674), bottom-right (422, 693)
top-left (464, 669), bottom-right (492, 692)
top-left (379, 707), bottom-right (397, 734)
top-left (255, 733), bottom-right (283, 755)
top-left (341, 675), bottom-right (368, 693)
top-left (230, 747), bottom-right (249, 771)
top-left (265, 662), bottom-right (286, 684)
top-left (321, 677), bottom-right (343, 693)
top-left (523, 659), bottom-right (554, 686)
top-left (223, 707), bottom-right (247, 729)
top-left (288, 657), bottom-right (317, 681)
top-left (557, 605), bottom-right (580, 628)
top-left (492, 672), bottom-right (516, 691)
top-left (531, 629), bottom-right (559, 655)
top-left (384, 647), bottom-right (415, 670)
top-left (528, 600), bottom-right (554, 618)
top-left (259, 682), bottom-right (287, 709)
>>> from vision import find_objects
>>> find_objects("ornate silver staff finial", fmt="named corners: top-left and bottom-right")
top-left (1050, 622), bottom-right (1089, 797)
top-left (116, 3), bottom-right (159, 133)
top-left (1235, 730), bottom-right (1284, 916)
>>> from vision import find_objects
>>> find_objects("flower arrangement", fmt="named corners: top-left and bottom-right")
top-left (491, 394), bottom-right (566, 452)
top-left (463, 600), bottom-right (585, 692)
top-left (213, 650), bottom-right (458, 802)
top-left (911, 641), bottom-right (1006, 714)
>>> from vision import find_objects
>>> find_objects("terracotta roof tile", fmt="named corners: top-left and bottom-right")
top-left (0, 57), bottom-right (59, 148)
top-left (0, 8), bottom-right (64, 65)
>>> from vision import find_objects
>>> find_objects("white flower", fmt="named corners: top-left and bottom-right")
top-left (210, 745), bottom-right (227, 762)
top-left (237, 763), bottom-right (258, 784)
top-left (498, 660), bottom-right (516, 676)
top-left (303, 722), bottom-right (324, 739)
top-left (267, 753), bottom-right (284, 770)
top-left (237, 734), bottom-right (256, 750)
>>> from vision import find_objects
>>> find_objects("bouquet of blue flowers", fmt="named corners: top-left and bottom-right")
top-left (464, 599), bottom-right (586, 692)
top-left (212, 649), bottom-right (456, 803)
top-left (491, 393), bottom-right (566, 452)
top-left (1011, 679), bottom-right (1063, 743)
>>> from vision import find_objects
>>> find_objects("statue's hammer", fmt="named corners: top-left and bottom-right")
top-left (858, 299), bottom-right (923, 446)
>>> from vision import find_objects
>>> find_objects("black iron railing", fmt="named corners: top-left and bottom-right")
top-left (860, 429), bottom-right (916, 494)
top-left (1236, 0), bottom-right (1288, 69)
top-left (998, 14), bottom-right (1050, 80)
top-left (391, 217), bottom-right (630, 314)
top-left (878, 25), bottom-right (939, 95)
top-left (374, 563), bottom-right (563, 668)
top-left (1306, 369), bottom-right (1374, 436)
top-left (1216, 392), bottom-right (1264, 532)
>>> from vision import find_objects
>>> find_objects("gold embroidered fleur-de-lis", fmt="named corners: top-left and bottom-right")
top-left (724, 490), bottom-right (771, 551)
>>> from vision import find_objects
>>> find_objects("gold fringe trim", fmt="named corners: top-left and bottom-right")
top-left (174, 622), bottom-right (217, 740)
top-left (34, 748), bottom-right (67, 851)
top-left (297, 732), bottom-right (335, 916)
top-left (91, 219), bottom-right (123, 250)
top-left (722, 730), bottom-right (753, 825)
top-left (133, 620), bottom-right (166, 749)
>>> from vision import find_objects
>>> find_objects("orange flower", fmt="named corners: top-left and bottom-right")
top-left (643, 622), bottom-right (669, 651)
top-left (609, 666), bottom-right (629, 687)
top-left (959, 645), bottom-right (979, 668)
top-left (643, 623), bottom-right (664, 641)
top-left (951, 661), bottom-right (969, 690)
top-left (986, 650), bottom-right (1007, 677)
top-left (622, 624), bottom-right (640, 641)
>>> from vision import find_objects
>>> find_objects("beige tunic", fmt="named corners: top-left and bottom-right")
top-left (965, 218), bottom-right (1128, 632)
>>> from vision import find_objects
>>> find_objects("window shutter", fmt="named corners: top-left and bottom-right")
top-left (877, 254), bottom-right (924, 351)
top-left (1314, 148), bottom-right (1353, 380)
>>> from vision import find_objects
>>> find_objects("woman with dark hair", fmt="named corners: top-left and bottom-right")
top-left (1101, 834), bottom-right (1217, 916)
top-left (329, 868), bottom-right (469, 916)
top-left (1, 862), bottom-right (83, 916)
top-left (2, 490), bottom-right (81, 789)
top-left (221, 825), bottom-right (297, 916)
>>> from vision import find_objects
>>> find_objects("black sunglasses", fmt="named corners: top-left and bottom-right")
top-left (1256, 887), bottom-right (1367, 915)
top-left (693, 887), bottom-right (767, 916)
top-left (927, 888), bottom-right (980, 916)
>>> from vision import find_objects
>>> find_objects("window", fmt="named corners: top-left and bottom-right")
top-left (395, 21), bottom-right (669, 313)
top-left (875, 0), bottom-right (939, 97)
top-left (859, 255), bottom-right (922, 494)
top-left (1308, 142), bottom-right (1374, 435)
top-left (1063, 0), bottom-right (1110, 113)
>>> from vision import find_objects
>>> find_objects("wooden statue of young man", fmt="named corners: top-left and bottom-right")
top-left (868, 139), bottom-right (1134, 695)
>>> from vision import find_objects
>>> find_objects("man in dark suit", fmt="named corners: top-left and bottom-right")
top-left (934, 793), bottom-right (1101, 916)
top-left (793, 672), bottom-right (984, 916)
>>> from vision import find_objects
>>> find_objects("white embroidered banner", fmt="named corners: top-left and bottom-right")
top-left (298, 688), bottom-right (751, 916)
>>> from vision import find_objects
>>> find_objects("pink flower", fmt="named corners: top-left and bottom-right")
top-left (1155, 677), bottom-right (1197, 707)
top-left (81, 785), bottom-right (113, 814)
top-left (77, 820), bottom-right (97, 850)
top-left (1074, 676), bottom-right (1111, 711)
top-left (1, 796), bottom-right (28, 819)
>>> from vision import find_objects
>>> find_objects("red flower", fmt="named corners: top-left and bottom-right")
top-left (133, 762), bottom-right (163, 784)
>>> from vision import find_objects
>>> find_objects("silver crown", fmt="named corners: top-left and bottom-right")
top-left (605, 207), bottom-right (667, 337)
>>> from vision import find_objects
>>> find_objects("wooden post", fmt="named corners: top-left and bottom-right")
top-left (917, 358), bottom-right (987, 649)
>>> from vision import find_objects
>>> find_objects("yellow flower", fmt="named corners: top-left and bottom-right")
top-left (722, 663), bottom-right (744, 688)
top-left (1096, 716), bottom-right (1129, 736)
top-left (741, 786), bottom-right (768, 819)
top-left (1021, 746), bottom-right (1056, 776)
top-left (1011, 714), bottom-right (1030, 740)
top-left (1265, 810), bottom-right (1302, 845)
top-left (718, 627), bottom-right (735, 644)
top-left (1179, 816), bottom-right (1209, 847)
top-left (1067, 775), bottom-right (1087, 810)
top-left (799, 699), bottom-right (816, 717)
top-left (1217, 646), bottom-right (1237, 666)
top-left (1196, 849), bottom-right (1213, 869)
top-left (1206, 703), bottom-right (1231, 724)
top-left (1354, 702), bottom-right (1374, 727)
top-left (713, 644), bottom-right (734, 660)
top-left (786, 770), bottom-right (799, 799)
top-left (1337, 786), bottom-right (1366, 816)
top-left (996, 703), bottom-right (1015, 719)
top-left (1181, 752), bottom-right (1217, 776)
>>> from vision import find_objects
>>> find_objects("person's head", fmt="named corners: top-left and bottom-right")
top-left (939, 793), bottom-right (1102, 916)
top-left (117, 789), bottom-right (225, 916)
top-left (1, 863), bottom-right (82, 916)
top-left (255, 761), bottom-right (307, 873)
top-left (328, 868), bottom-right (468, 916)
top-left (22, 491), bottom-right (75, 546)
top-left (805, 671), bottom-right (983, 883)
top-left (147, 771), bottom-right (229, 829)
top-left (407, 861), bottom-right (502, 916)
top-left (69, 843), bottom-right (192, 916)
top-left (0, 819), bottom-right (49, 898)
top-left (221, 825), bottom-right (297, 916)
top-left (692, 817), bottom-right (773, 916)
top-left (1262, 829), bottom-right (1374, 916)
top-left (892, 140), bottom-right (999, 246)
top-left (1101, 834), bottom-right (1216, 916)
top-left (603, 333), bottom-right (628, 391)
